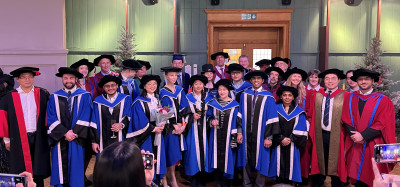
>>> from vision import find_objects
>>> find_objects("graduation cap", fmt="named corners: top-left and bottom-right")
top-left (350, 68), bottom-right (380, 82)
top-left (265, 66), bottom-right (284, 78)
top-left (137, 60), bottom-right (151, 70)
top-left (70, 59), bottom-right (95, 72)
top-left (215, 79), bottom-right (234, 90)
top-left (122, 59), bottom-right (142, 70)
top-left (226, 63), bottom-right (245, 74)
top-left (284, 67), bottom-right (307, 81)
top-left (140, 74), bottom-right (162, 89)
top-left (276, 85), bottom-right (299, 98)
top-left (188, 75), bottom-right (208, 86)
top-left (10, 67), bottom-right (40, 78)
top-left (201, 64), bottom-right (215, 74)
top-left (271, 57), bottom-right (291, 68)
top-left (318, 68), bottom-right (346, 80)
top-left (210, 52), bottom-right (229, 60)
top-left (98, 75), bottom-right (122, 88)
top-left (170, 53), bottom-right (186, 62)
top-left (160, 66), bottom-right (182, 73)
top-left (93, 55), bottom-right (116, 66)
top-left (255, 59), bottom-right (272, 67)
top-left (55, 67), bottom-right (83, 79)
top-left (244, 70), bottom-right (268, 81)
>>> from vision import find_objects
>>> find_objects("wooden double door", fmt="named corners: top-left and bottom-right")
top-left (214, 27), bottom-right (280, 69)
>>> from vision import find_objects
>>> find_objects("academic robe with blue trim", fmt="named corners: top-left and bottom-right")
top-left (269, 104), bottom-right (308, 183)
top-left (118, 75), bottom-right (140, 101)
top-left (90, 93), bottom-right (131, 153)
top-left (342, 91), bottom-right (396, 186)
top-left (181, 92), bottom-right (214, 176)
top-left (0, 87), bottom-right (50, 178)
top-left (206, 99), bottom-right (241, 179)
top-left (159, 85), bottom-right (189, 167)
top-left (46, 88), bottom-right (92, 187)
top-left (126, 96), bottom-right (167, 177)
top-left (237, 89), bottom-right (280, 176)
top-left (231, 81), bottom-right (252, 103)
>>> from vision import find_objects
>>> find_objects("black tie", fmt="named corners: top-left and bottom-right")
top-left (323, 91), bottom-right (331, 127)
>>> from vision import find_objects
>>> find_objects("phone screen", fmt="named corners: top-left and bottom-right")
top-left (0, 173), bottom-right (26, 187)
top-left (143, 153), bottom-right (154, 170)
top-left (374, 143), bottom-right (400, 163)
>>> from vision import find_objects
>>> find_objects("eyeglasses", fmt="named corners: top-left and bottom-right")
top-left (104, 84), bottom-right (118, 89)
top-left (19, 76), bottom-right (34, 80)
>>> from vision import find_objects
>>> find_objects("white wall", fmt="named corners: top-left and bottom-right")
top-left (0, 0), bottom-right (67, 93)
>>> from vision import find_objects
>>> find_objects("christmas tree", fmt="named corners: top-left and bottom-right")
top-left (114, 26), bottom-right (137, 71)
top-left (356, 37), bottom-right (400, 128)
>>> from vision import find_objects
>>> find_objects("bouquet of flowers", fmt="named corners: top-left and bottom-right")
top-left (151, 106), bottom-right (175, 146)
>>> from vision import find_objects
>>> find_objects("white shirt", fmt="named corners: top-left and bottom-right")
top-left (321, 87), bottom-right (338, 131)
top-left (252, 86), bottom-right (263, 93)
top-left (232, 80), bottom-right (245, 90)
top-left (193, 93), bottom-right (202, 110)
top-left (147, 93), bottom-right (159, 122)
top-left (360, 89), bottom-right (373, 95)
top-left (121, 74), bottom-right (128, 81)
top-left (4, 86), bottom-right (37, 144)
top-left (306, 84), bottom-right (321, 91)
top-left (214, 66), bottom-right (225, 83)
top-left (106, 93), bottom-right (119, 114)
top-left (63, 85), bottom-right (77, 94)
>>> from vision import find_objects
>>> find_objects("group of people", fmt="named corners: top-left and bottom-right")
top-left (0, 51), bottom-right (396, 187)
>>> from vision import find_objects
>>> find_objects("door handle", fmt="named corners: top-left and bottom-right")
top-left (243, 43), bottom-right (246, 50)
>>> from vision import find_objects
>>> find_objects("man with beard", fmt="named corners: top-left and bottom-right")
top-left (342, 69), bottom-right (395, 187)
top-left (263, 67), bottom-right (284, 101)
top-left (271, 57), bottom-right (291, 73)
top-left (47, 67), bottom-right (92, 187)
top-left (0, 67), bottom-right (50, 187)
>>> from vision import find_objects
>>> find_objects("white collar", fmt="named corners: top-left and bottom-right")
top-left (326, 87), bottom-right (338, 93)
top-left (63, 85), bottom-right (77, 93)
top-left (147, 93), bottom-right (156, 99)
top-left (121, 74), bottom-right (129, 81)
top-left (17, 86), bottom-right (35, 94)
top-left (100, 71), bottom-right (111, 76)
top-left (252, 86), bottom-right (263, 92)
top-left (307, 84), bottom-right (321, 91)
top-left (360, 89), bottom-right (373, 95)
top-left (107, 93), bottom-right (118, 100)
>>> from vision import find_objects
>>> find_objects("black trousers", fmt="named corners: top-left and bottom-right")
top-left (190, 172), bottom-right (207, 187)
top-left (311, 130), bottom-right (345, 187)
top-left (27, 132), bottom-right (44, 187)
top-left (213, 170), bottom-right (230, 187)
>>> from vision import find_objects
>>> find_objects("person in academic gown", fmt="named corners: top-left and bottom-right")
top-left (0, 67), bottom-right (50, 187)
top-left (91, 75), bottom-right (131, 154)
top-left (170, 54), bottom-right (191, 93)
top-left (226, 63), bottom-right (252, 103)
top-left (269, 86), bottom-right (308, 185)
top-left (255, 59), bottom-right (273, 72)
top-left (159, 66), bottom-right (189, 187)
top-left (134, 59), bottom-right (152, 93)
top-left (211, 52), bottom-right (231, 83)
top-left (308, 69), bottom-right (349, 186)
top-left (117, 59), bottom-right (142, 101)
top-left (70, 58), bottom-right (98, 99)
top-left (180, 75), bottom-right (214, 187)
top-left (237, 70), bottom-right (280, 187)
top-left (201, 64), bottom-right (217, 98)
top-left (263, 67), bottom-right (284, 101)
top-left (284, 67), bottom-right (308, 109)
top-left (342, 68), bottom-right (396, 187)
top-left (90, 55), bottom-right (119, 96)
top-left (126, 74), bottom-right (167, 185)
top-left (47, 67), bottom-right (92, 187)
top-left (206, 79), bottom-right (241, 186)
top-left (271, 57), bottom-right (291, 73)
top-left (0, 68), bottom-right (14, 173)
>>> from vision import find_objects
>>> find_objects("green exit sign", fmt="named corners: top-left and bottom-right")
top-left (241, 13), bottom-right (257, 20)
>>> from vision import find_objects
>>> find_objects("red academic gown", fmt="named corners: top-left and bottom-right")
top-left (262, 83), bottom-right (280, 101)
top-left (77, 78), bottom-right (98, 100)
top-left (90, 71), bottom-right (119, 96)
top-left (342, 91), bottom-right (395, 186)
top-left (213, 65), bottom-right (231, 82)
top-left (0, 87), bottom-right (51, 177)
top-left (305, 89), bottom-right (348, 182)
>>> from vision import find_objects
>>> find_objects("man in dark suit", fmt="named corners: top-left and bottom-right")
top-left (171, 54), bottom-right (190, 93)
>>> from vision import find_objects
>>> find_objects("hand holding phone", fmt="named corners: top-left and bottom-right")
top-left (0, 173), bottom-right (27, 187)
top-left (143, 153), bottom-right (154, 170)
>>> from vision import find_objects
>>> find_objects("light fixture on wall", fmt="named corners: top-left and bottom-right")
top-left (211, 0), bottom-right (220, 6)
top-left (344, 0), bottom-right (362, 6)
top-left (149, 0), bottom-right (158, 5)
top-left (282, 0), bottom-right (291, 6)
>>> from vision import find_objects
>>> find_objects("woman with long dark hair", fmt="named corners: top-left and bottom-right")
top-left (127, 74), bottom-right (166, 186)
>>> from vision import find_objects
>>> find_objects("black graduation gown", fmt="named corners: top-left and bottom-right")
top-left (0, 88), bottom-right (50, 177)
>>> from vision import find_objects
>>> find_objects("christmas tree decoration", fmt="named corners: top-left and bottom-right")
top-left (114, 26), bottom-right (137, 71)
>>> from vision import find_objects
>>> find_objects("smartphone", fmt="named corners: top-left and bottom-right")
top-left (143, 153), bottom-right (154, 170)
top-left (0, 173), bottom-right (26, 187)
top-left (374, 143), bottom-right (400, 163)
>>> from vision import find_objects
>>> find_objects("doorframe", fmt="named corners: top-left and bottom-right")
top-left (205, 9), bottom-right (294, 65)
